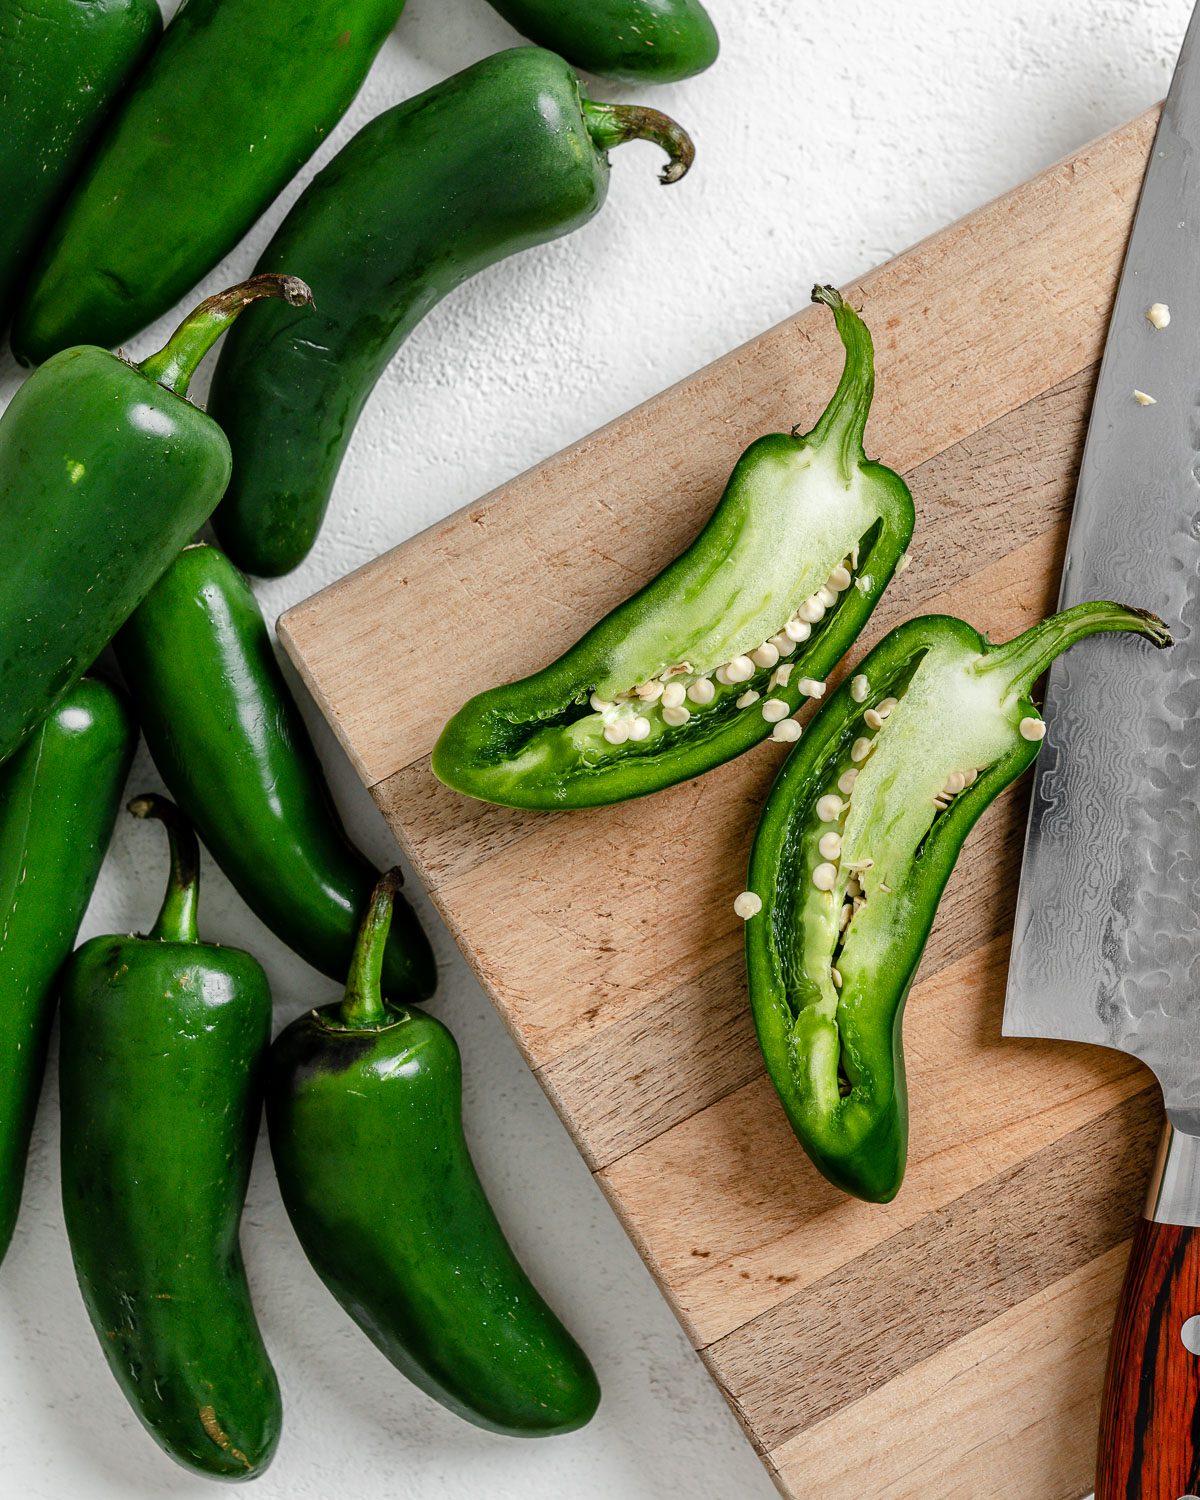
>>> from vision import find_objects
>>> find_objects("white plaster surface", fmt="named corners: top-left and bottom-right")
top-left (0, 1), bottom-right (1192, 1494)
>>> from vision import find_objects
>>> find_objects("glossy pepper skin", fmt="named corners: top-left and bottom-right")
top-left (0, 0), bottom-right (160, 331)
top-left (114, 543), bottom-right (435, 1000)
top-left (59, 796), bottom-right (281, 1479)
top-left (744, 602), bottom-right (1172, 1204)
top-left (12, 0), bottom-right (406, 362)
top-left (485, 0), bottom-right (718, 83)
top-left (208, 46), bottom-right (695, 577)
top-left (0, 273), bottom-right (312, 770)
top-left (0, 677), bottom-right (134, 1264)
top-left (434, 287), bottom-right (914, 809)
top-left (267, 871), bottom-right (600, 1435)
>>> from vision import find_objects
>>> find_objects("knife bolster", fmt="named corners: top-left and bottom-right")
top-left (1147, 1120), bottom-right (1200, 1227)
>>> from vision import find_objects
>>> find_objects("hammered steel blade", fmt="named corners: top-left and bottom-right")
top-left (1003, 7), bottom-right (1200, 1134)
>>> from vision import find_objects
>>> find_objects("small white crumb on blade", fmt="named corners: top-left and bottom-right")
top-left (1147, 302), bottom-right (1171, 329)
top-left (1133, 389), bottom-right (1157, 406)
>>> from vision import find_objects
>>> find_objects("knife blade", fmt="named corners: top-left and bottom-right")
top-left (1004, 5), bottom-right (1200, 1495)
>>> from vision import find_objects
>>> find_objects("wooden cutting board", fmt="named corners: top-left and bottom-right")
top-left (278, 109), bottom-right (1165, 1499)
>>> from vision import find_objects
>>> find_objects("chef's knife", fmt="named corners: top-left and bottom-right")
top-left (1004, 6), bottom-right (1200, 1496)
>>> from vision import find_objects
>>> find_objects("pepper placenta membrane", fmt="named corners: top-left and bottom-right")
top-left (208, 46), bottom-right (695, 577)
top-left (0, 678), bottom-right (134, 1264)
top-left (12, 0), bottom-right (404, 362)
top-left (434, 286), bottom-right (915, 808)
top-left (114, 543), bottom-right (435, 1001)
top-left (484, 0), bottom-right (719, 82)
top-left (0, 0), bottom-right (160, 331)
top-left (0, 273), bottom-right (312, 769)
top-left (267, 871), bottom-right (600, 1436)
top-left (59, 796), bottom-right (281, 1478)
top-left (743, 602), bottom-right (1171, 1204)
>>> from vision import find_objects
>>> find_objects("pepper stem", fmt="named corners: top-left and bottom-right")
top-left (339, 869), bottom-right (406, 1030)
top-left (804, 285), bottom-right (875, 481)
top-left (581, 100), bottom-right (695, 185)
top-left (976, 600), bottom-right (1172, 697)
top-left (128, 794), bottom-right (200, 944)
top-left (138, 273), bottom-right (314, 398)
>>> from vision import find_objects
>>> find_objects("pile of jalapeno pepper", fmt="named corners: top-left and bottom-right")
top-left (0, 0), bottom-right (716, 1474)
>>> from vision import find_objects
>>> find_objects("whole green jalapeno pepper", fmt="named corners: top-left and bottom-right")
top-left (741, 601), bottom-right (1172, 1204)
top-left (484, 0), bottom-right (719, 83)
top-left (0, 272), bottom-right (312, 771)
top-left (267, 870), bottom-right (600, 1436)
top-left (59, 794), bottom-right (281, 1479)
top-left (114, 543), bottom-right (435, 1000)
top-left (0, 677), bottom-right (135, 1264)
top-left (207, 46), bottom-right (695, 578)
top-left (0, 0), bottom-right (160, 332)
top-left (434, 286), bottom-right (914, 809)
top-left (12, 0), bottom-right (407, 363)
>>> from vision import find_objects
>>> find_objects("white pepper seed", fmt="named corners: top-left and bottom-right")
top-left (850, 674), bottom-right (869, 703)
top-left (590, 693), bottom-right (613, 713)
top-left (796, 677), bottom-right (825, 699)
top-left (751, 641), bottom-right (780, 670)
top-left (771, 719), bottom-right (802, 743)
top-left (863, 708), bottom-right (883, 730)
top-left (726, 655), bottom-right (755, 683)
top-left (837, 769), bottom-right (858, 795)
top-left (828, 565), bottom-right (852, 591)
top-left (736, 689), bottom-right (761, 709)
top-left (878, 697), bottom-right (898, 716)
top-left (1133, 389), bottom-right (1156, 406)
top-left (812, 862), bottom-right (837, 891)
top-left (1147, 302), bottom-right (1171, 329)
top-left (687, 677), bottom-right (716, 705)
top-left (784, 617), bottom-right (812, 643)
top-left (635, 679), bottom-right (664, 702)
top-left (770, 663), bottom-right (794, 689)
top-left (845, 876), bottom-right (862, 898)
top-left (770, 632), bottom-right (795, 657)
top-left (816, 586), bottom-right (838, 609)
top-left (603, 721), bottom-right (629, 745)
top-left (895, 551), bottom-right (911, 574)
top-left (818, 831), bottom-right (842, 860)
top-left (662, 704), bottom-right (691, 727)
top-left (945, 771), bottom-right (966, 795)
top-left (661, 682), bottom-right (686, 709)
top-left (839, 902), bottom-right (854, 931)
top-left (851, 736), bottom-right (872, 762)
top-left (797, 597), bottom-right (826, 624)
top-left (761, 698), bottom-right (789, 723)
top-left (831, 967), bottom-right (843, 990)
top-left (628, 716), bottom-right (652, 742)
top-left (715, 664), bottom-right (733, 685)
top-left (964, 767), bottom-right (979, 785)
top-left (733, 891), bottom-right (762, 920)
top-left (815, 794), bottom-right (843, 822)
top-left (1019, 716), bottom-right (1046, 741)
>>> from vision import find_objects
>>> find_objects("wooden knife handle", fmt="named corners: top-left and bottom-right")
top-left (1096, 1218), bottom-right (1200, 1498)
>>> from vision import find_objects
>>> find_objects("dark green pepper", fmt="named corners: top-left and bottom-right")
top-left (484, 0), bottom-right (719, 82)
top-left (59, 795), bottom-right (281, 1479)
top-left (743, 602), bottom-right (1171, 1204)
top-left (12, 0), bottom-right (407, 362)
top-left (208, 46), bottom-right (695, 577)
top-left (267, 870), bottom-right (600, 1436)
top-left (114, 543), bottom-right (435, 1000)
top-left (434, 286), bottom-right (914, 809)
top-left (0, 272), bottom-right (312, 770)
top-left (0, 0), bottom-right (161, 331)
top-left (0, 677), bottom-right (135, 1264)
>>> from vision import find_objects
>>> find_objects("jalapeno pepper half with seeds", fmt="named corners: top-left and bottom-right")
top-left (742, 602), bottom-right (1172, 1204)
top-left (433, 287), bottom-right (915, 809)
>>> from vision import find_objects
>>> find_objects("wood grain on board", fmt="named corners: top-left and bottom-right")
top-left (280, 109), bottom-right (1164, 1498)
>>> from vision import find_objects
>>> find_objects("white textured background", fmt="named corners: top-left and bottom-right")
top-left (0, 1), bottom-right (1192, 1495)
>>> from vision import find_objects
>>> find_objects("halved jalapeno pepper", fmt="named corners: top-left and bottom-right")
top-left (433, 286), bottom-right (915, 809)
top-left (742, 602), bottom-right (1171, 1204)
